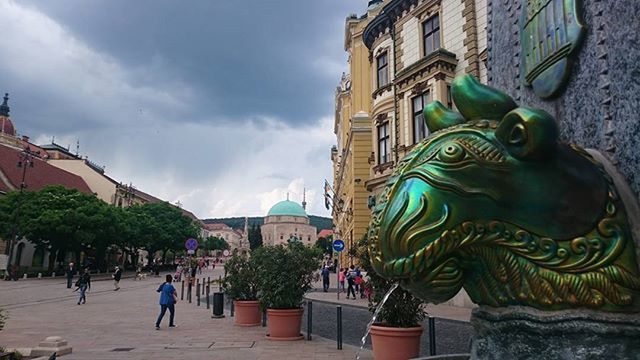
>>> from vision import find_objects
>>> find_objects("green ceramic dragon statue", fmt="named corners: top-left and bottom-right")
top-left (368, 75), bottom-right (640, 312)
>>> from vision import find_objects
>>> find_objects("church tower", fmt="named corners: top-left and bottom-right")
top-left (0, 93), bottom-right (16, 136)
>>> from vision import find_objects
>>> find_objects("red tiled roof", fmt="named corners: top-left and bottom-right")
top-left (318, 229), bottom-right (334, 238)
top-left (0, 143), bottom-right (92, 194)
top-left (205, 223), bottom-right (230, 231)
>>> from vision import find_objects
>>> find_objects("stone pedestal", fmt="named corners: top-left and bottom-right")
top-left (470, 306), bottom-right (640, 360)
top-left (30, 336), bottom-right (72, 357)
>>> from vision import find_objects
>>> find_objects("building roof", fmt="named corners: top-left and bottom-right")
top-left (266, 200), bottom-right (308, 218)
top-left (0, 117), bottom-right (15, 136)
top-left (0, 143), bottom-right (92, 194)
top-left (205, 223), bottom-right (231, 231)
top-left (318, 229), bottom-right (334, 238)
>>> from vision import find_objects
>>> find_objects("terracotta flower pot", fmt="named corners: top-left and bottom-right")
top-left (265, 308), bottom-right (304, 340)
top-left (370, 324), bottom-right (423, 360)
top-left (233, 300), bottom-right (261, 327)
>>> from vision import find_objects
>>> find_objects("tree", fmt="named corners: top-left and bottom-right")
top-left (15, 186), bottom-right (110, 272)
top-left (203, 236), bottom-right (229, 253)
top-left (126, 202), bottom-right (200, 264)
top-left (248, 223), bottom-right (263, 250)
top-left (315, 235), bottom-right (333, 255)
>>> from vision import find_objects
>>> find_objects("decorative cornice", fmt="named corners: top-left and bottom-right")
top-left (372, 83), bottom-right (393, 99)
top-left (394, 49), bottom-right (457, 91)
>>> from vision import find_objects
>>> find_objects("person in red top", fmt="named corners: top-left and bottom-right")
top-left (338, 268), bottom-right (346, 293)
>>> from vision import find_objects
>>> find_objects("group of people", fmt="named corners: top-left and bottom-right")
top-left (320, 262), bottom-right (371, 300)
top-left (64, 262), bottom-right (123, 305)
top-left (63, 260), bottom-right (179, 330)
top-left (338, 265), bottom-right (370, 300)
top-left (173, 257), bottom-right (214, 283)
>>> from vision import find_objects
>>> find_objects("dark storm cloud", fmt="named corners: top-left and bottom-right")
top-left (21, 0), bottom-right (364, 127)
top-left (0, 0), bottom-right (368, 217)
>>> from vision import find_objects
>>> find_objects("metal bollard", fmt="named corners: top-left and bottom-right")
top-left (212, 292), bottom-right (225, 318)
top-left (307, 300), bottom-right (313, 340)
top-left (230, 300), bottom-right (234, 317)
top-left (337, 306), bottom-right (342, 350)
top-left (202, 280), bottom-right (205, 295)
top-left (188, 282), bottom-right (192, 303)
top-left (262, 308), bottom-right (267, 327)
top-left (181, 280), bottom-right (184, 301)
top-left (196, 280), bottom-right (201, 306)
top-left (429, 316), bottom-right (436, 355)
top-left (206, 285), bottom-right (210, 309)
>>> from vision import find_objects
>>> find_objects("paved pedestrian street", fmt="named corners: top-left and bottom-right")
top-left (0, 269), bottom-right (372, 359)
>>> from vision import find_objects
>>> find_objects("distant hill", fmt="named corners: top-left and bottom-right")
top-left (202, 215), bottom-right (333, 233)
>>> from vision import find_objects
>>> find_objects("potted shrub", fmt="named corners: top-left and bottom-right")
top-left (252, 242), bottom-right (322, 340)
top-left (222, 253), bottom-right (260, 326)
top-left (357, 234), bottom-right (426, 360)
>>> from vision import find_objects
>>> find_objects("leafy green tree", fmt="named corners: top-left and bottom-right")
top-left (15, 186), bottom-right (108, 271)
top-left (203, 236), bottom-right (229, 252)
top-left (126, 202), bottom-right (199, 264)
top-left (315, 235), bottom-right (333, 255)
top-left (248, 223), bottom-right (263, 250)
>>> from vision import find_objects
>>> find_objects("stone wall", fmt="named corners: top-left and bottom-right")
top-left (486, 0), bottom-right (640, 202)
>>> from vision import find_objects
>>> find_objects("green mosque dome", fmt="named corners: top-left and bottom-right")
top-left (267, 200), bottom-right (308, 218)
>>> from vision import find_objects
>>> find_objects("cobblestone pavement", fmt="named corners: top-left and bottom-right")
top-left (0, 268), bottom-right (372, 360)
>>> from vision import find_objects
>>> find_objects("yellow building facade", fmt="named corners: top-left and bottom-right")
top-left (332, 1), bottom-right (487, 302)
top-left (331, 5), bottom-right (382, 266)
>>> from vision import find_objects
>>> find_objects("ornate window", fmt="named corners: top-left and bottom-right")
top-left (412, 91), bottom-right (430, 143)
top-left (376, 52), bottom-right (389, 88)
top-left (423, 15), bottom-right (441, 56)
top-left (377, 122), bottom-right (390, 164)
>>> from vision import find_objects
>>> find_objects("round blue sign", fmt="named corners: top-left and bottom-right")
top-left (185, 238), bottom-right (198, 251)
top-left (333, 239), bottom-right (345, 252)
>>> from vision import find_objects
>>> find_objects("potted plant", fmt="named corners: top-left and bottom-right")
top-left (222, 253), bottom-right (260, 326)
top-left (252, 242), bottom-right (322, 340)
top-left (358, 234), bottom-right (426, 360)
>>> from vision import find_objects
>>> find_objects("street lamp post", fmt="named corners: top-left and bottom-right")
top-left (5, 146), bottom-right (38, 280)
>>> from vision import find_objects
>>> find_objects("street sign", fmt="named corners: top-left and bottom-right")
top-left (222, 249), bottom-right (230, 257)
top-left (333, 239), bottom-right (345, 252)
top-left (187, 249), bottom-right (195, 255)
top-left (185, 238), bottom-right (198, 251)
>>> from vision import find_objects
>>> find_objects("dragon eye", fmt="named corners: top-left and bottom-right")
top-left (438, 143), bottom-right (466, 163)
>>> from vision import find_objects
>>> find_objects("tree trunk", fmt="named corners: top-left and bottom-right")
top-left (74, 250), bottom-right (81, 268)
top-left (47, 249), bottom-right (57, 273)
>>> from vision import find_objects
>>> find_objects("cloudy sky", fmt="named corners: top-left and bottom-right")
top-left (0, 0), bottom-right (368, 218)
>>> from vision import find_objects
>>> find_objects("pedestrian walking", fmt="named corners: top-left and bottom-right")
top-left (354, 267), bottom-right (362, 294)
top-left (338, 268), bottom-right (345, 293)
top-left (321, 266), bottom-right (330, 292)
top-left (355, 274), bottom-right (364, 298)
top-left (346, 265), bottom-right (357, 300)
top-left (75, 268), bottom-right (91, 305)
top-left (112, 266), bottom-right (122, 291)
top-left (65, 262), bottom-right (76, 288)
top-left (155, 274), bottom-right (177, 330)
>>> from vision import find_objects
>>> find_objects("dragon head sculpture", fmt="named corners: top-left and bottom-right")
top-left (368, 75), bottom-right (640, 312)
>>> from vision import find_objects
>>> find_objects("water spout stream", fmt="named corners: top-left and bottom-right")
top-left (355, 282), bottom-right (399, 360)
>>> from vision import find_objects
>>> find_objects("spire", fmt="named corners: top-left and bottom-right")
top-left (0, 93), bottom-right (9, 117)
top-left (302, 188), bottom-right (307, 210)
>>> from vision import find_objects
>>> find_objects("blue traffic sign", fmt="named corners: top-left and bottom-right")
top-left (333, 239), bottom-right (345, 252)
top-left (185, 238), bottom-right (198, 251)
